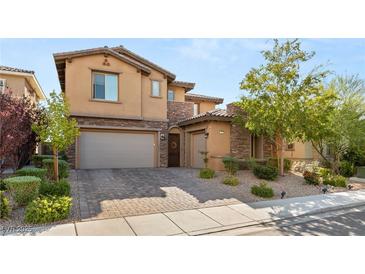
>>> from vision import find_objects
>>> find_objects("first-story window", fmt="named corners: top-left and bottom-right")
top-left (286, 143), bottom-right (295, 150)
top-left (193, 103), bottom-right (200, 116)
top-left (92, 72), bottom-right (118, 101)
top-left (151, 80), bottom-right (161, 97)
top-left (0, 79), bottom-right (6, 93)
top-left (168, 90), bottom-right (175, 101)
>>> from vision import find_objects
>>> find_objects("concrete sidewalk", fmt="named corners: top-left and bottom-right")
top-left (3, 190), bottom-right (365, 236)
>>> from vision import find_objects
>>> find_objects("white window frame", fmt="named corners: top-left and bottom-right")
top-left (193, 103), bottom-right (200, 116)
top-left (92, 71), bottom-right (118, 102)
top-left (168, 90), bottom-right (175, 101)
top-left (151, 80), bottom-right (161, 97)
top-left (0, 79), bottom-right (6, 93)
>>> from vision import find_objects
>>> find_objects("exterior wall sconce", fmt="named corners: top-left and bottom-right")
top-left (160, 133), bottom-right (166, 141)
top-left (219, 130), bottom-right (225, 134)
top-left (204, 132), bottom-right (209, 139)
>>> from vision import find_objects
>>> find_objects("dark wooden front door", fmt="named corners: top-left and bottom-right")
top-left (168, 134), bottom-right (180, 167)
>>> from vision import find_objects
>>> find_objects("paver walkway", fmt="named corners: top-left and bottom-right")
top-left (4, 190), bottom-right (365, 236)
top-left (72, 168), bottom-right (247, 220)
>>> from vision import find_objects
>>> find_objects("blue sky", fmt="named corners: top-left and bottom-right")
top-left (0, 39), bottom-right (364, 106)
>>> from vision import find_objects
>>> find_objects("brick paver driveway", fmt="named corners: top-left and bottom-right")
top-left (70, 168), bottom-right (244, 220)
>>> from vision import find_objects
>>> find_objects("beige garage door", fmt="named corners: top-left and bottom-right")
top-left (79, 131), bottom-right (156, 169)
top-left (191, 132), bottom-right (206, 168)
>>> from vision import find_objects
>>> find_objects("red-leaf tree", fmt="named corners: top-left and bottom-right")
top-left (0, 88), bottom-right (42, 173)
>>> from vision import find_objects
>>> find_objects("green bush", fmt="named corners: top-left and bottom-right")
top-left (199, 168), bottom-right (215, 179)
top-left (0, 179), bottom-right (7, 191)
top-left (267, 158), bottom-right (292, 172)
top-left (42, 159), bottom-right (69, 179)
top-left (323, 175), bottom-right (347, 188)
top-left (39, 179), bottom-right (71, 197)
top-left (251, 182), bottom-right (274, 198)
top-left (222, 156), bottom-right (239, 175)
top-left (15, 167), bottom-right (47, 180)
top-left (339, 161), bottom-right (354, 177)
top-left (24, 196), bottom-right (72, 224)
top-left (317, 167), bottom-right (331, 178)
top-left (32, 155), bottom-right (53, 168)
top-left (253, 165), bottom-right (278, 180)
top-left (303, 170), bottom-right (320, 185)
top-left (223, 175), bottom-right (239, 186)
top-left (246, 158), bottom-right (257, 170)
top-left (4, 176), bottom-right (41, 206)
top-left (0, 191), bottom-right (11, 219)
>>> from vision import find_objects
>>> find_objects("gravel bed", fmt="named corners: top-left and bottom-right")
top-left (200, 170), bottom-right (365, 203)
top-left (0, 173), bottom-right (81, 233)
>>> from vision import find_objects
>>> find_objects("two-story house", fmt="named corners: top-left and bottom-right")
top-left (0, 66), bottom-right (45, 103)
top-left (53, 46), bottom-right (274, 170)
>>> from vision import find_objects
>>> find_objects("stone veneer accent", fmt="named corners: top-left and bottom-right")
top-left (167, 101), bottom-right (194, 127)
top-left (227, 103), bottom-right (273, 159)
top-left (66, 116), bottom-right (168, 169)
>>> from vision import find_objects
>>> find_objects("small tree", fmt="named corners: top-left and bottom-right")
top-left (32, 91), bottom-right (79, 181)
top-left (236, 39), bottom-right (332, 176)
top-left (199, 151), bottom-right (209, 169)
top-left (307, 75), bottom-right (365, 173)
top-left (0, 89), bottom-right (40, 173)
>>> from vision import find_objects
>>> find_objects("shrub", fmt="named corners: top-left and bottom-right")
top-left (0, 191), bottom-right (11, 219)
top-left (15, 167), bottom-right (47, 180)
top-left (32, 155), bottom-right (53, 168)
top-left (222, 156), bottom-right (239, 175)
top-left (253, 165), bottom-right (278, 180)
top-left (251, 182), bottom-right (274, 198)
top-left (303, 170), bottom-right (319, 185)
top-left (199, 168), bottom-right (215, 179)
top-left (4, 176), bottom-right (41, 206)
top-left (42, 159), bottom-right (69, 179)
top-left (317, 167), bottom-right (331, 178)
top-left (339, 161), bottom-right (354, 177)
top-left (323, 175), bottom-right (347, 188)
top-left (39, 179), bottom-right (71, 197)
top-left (267, 158), bottom-right (292, 172)
top-left (0, 179), bottom-right (7, 191)
top-left (246, 158), bottom-right (257, 170)
top-left (24, 196), bottom-right (72, 224)
top-left (223, 175), bottom-right (239, 186)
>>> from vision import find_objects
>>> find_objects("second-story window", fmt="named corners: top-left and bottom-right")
top-left (0, 79), bottom-right (6, 93)
top-left (151, 80), bottom-right (160, 97)
top-left (193, 103), bottom-right (200, 116)
top-left (92, 72), bottom-right (118, 101)
top-left (168, 90), bottom-right (175, 101)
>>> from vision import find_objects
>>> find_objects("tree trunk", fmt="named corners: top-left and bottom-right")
top-left (279, 138), bottom-right (285, 176)
top-left (53, 147), bottom-right (59, 182)
top-left (311, 140), bottom-right (331, 166)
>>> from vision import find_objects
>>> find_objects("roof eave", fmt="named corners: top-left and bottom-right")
top-left (178, 116), bottom-right (232, 127)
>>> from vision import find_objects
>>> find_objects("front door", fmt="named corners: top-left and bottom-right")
top-left (168, 134), bottom-right (180, 167)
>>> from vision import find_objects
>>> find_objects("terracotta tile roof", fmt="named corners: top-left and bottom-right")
top-left (178, 109), bottom-right (233, 126)
top-left (170, 80), bottom-right (195, 92)
top-left (112, 46), bottom-right (176, 80)
top-left (0, 65), bottom-right (34, 74)
top-left (185, 93), bottom-right (224, 104)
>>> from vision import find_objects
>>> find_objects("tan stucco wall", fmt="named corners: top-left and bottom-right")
top-left (283, 141), bottom-right (315, 160)
top-left (65, 54), bottom-right (167, 120)
top-left (0, 73), bottom-right (38, 103)
top-left (199, 101), bottom-right (216, 113)
top-left (168, 85), bottom-right (185, 102)
top-left (184, 121), bottom-right (231, 171)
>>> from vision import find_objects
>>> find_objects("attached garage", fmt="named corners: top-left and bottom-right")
top-left (78, 130), bottom-right (157, 169)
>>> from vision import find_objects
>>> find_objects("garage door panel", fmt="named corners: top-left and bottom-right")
top-left (79, 131), bottom-right (155, 169)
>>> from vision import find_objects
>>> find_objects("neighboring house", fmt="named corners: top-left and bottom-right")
top-left (0, 66), bottom-right (45, 103)
top-left (53, 46), bottom-right (274, 170)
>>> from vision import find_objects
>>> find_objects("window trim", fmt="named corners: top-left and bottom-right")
top-left (0, 79), bottom-right (6, 93)
top-left (91, 71), bottom-right (119, 102)
top-left (150, 79), bottom-right (162, 98)
top-left (193, 103), bottom-right (200, 116)
top-left (167, 89), bottom-right (175, 101)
